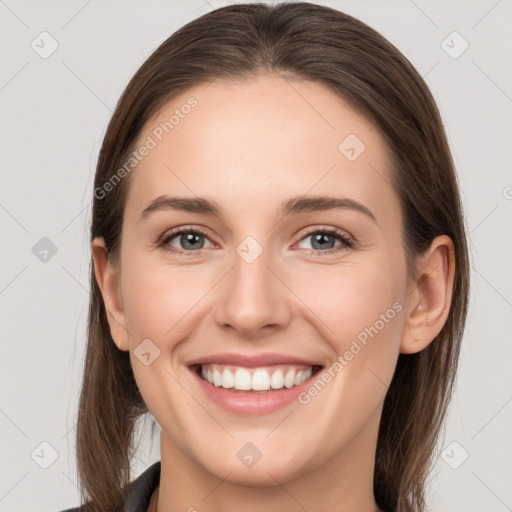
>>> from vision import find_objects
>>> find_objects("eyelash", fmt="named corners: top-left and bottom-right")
top-left (158, 226), bottom-right (354, 256)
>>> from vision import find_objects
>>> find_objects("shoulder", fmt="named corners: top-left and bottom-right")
top-left (58, 460), bottom-right (161, 512)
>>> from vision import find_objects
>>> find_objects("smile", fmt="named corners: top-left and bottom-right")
top-left (199, 363), bottom-right (316, 392)
top-left (187, 353), bottom-right (324, 415)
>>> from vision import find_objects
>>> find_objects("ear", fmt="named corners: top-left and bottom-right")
top-left (91, 237), bottom-right (129, 351)
top-left (400, 235), bottom-right (456, 354)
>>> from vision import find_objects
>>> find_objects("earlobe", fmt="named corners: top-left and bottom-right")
top-left (400, 235), bottom-right (456, 354)
top-left (91, 237), bottom-right (130, 351)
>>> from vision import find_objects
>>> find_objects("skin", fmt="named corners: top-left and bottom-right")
top-left (92, 74), bottom-right (455, 512)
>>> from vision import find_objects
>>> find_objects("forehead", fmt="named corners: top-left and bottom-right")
top-left (125, 74), bottom-right (397, 223)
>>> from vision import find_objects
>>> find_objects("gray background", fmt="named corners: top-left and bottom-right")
top-left (1, 0), bottom-right (511, 510)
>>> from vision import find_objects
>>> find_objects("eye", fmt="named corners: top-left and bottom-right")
top-left (159, 227), bottom-right (215, 255)
top-left (158, 226), bottom-right (354, 256)
top-left (295, 227), bottom-right (354, 255)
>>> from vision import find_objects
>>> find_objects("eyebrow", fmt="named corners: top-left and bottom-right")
top-left (139, 194), bottom-right (377, 223)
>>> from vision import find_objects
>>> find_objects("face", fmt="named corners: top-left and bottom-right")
top-left (99, 74), bottom-right (413, 485)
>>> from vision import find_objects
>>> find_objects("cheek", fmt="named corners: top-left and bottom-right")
top-left (292, 262), bottom-right (403, 341)
top-left (290, 261), bottom-right (404, 392)
top-left (121, 259), bottom-right (212, 342)
top-left (119, 259), bottom-right (213, 426)
top-left (287, 267), bottom-right (404, 447)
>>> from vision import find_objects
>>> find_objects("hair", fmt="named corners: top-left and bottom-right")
top-left (75, 2), bottom-right (470, 511)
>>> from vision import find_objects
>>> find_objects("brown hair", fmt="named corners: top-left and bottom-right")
top-left (76, 2), bottom-right (470, 511)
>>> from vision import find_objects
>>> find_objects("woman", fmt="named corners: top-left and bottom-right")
top-left (61, 2), bottom-right (470, 511)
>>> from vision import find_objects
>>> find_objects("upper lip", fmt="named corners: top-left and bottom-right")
top-left (187, 352), bottom-right (324, 368)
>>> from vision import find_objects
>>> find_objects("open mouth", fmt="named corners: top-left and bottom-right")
top-left (191, 363), bottom-right (323, 393)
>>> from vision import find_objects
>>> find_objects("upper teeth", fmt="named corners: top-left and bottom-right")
top-left (200, 364), bottom-right (313, 391)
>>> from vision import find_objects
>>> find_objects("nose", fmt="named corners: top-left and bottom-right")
top-left (214, 246), bottom-right (293, 339)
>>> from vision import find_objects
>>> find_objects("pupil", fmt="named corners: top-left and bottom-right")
top-left (313, 233), bottom-right (334, 250)
top-left (183, 233), bottom-right (203, 250)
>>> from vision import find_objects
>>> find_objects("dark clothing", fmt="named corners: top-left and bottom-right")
top-left (59, 461), bottom-right (161, 512)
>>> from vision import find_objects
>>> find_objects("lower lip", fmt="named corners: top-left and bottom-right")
top-left (189, 366), bottom-right (320, 416)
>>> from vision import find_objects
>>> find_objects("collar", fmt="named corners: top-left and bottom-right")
top-left (124, 461), bottom-right (161, 512)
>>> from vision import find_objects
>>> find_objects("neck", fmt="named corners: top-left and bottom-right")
top-left (154, 414), bottom-right (383, 512)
